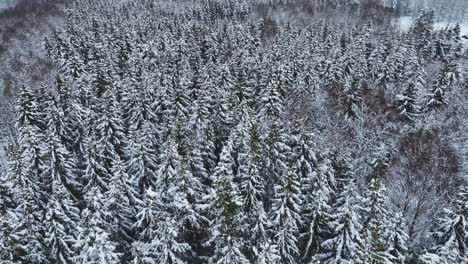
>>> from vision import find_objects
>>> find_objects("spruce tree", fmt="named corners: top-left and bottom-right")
top-left (396, 77), bottom-right (420, 122)
top-left (342, 77), bottom-right (362, 120)
top-left (426, 63), bottom-right (451, 111)
top-left (410, 10), bottom-right (435, 60)
top-left (236, 108), bottom-right (264, 215)
top-left (205, 140), bottom-right (249, 264)
top-left (0, 175), bottom-right (19, 263)
top-left (75, 187), bottom-right (121, 264)
top-left (258, 67), bottom-right (285, 126)
top-left (125, 121), bottom-right (159, 194)
top-left (301, 168), bottom-right (334, 263)
top-left (270, 162), bottom-right (302, 264)
top-left (298, 133), bottom-right (336, 262)
top-left (234, 107), bottom-right (278, 262)
top-left (83, 139), bottom-right (111, 194)
top-left (252, 206), bottom-right (280, 264)
top-left (15, 85), bottom-right (46, 203)
top-left (44, 181), bottom-right (80, 264)
top-left (42, 125), bottom-right (81, 200)
top-left (10, 87), bottom-right (48, 263)
top-left (364, 178), bottom-right (391, 264)
top-left (321, 179), bottom-right (366, 264)
top-left (133, 179), bottom-right (192, 264)
top-left (154, 141), bottom-right (204, 263)
top-left (386, 213), bottom-right (409, 264)
top-left (262, 121), bottom-right (290, 203)
top-left (421, 187), bottom-right (468, 263)
top-left (103, 157), bottom-right (140, 262)
top-left (94, 92), bottom-right (127, 163)
top-left (145, 216), bottom-right (191, 264)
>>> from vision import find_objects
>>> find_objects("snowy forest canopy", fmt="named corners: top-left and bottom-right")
top-left (0, 0), bottom-right (468, 263)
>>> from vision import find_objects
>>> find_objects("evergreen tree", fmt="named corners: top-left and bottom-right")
top-left (75, 188), bottom-right (121, 264)
top-left (53, 75), bottom-right (82, 151)
top-left (205, 140), bottom-right (249, 264)
top-left (396, 76), bottom-right (420, 122)
top-left (232, 57), bottom-right (254, 108)
top-left (10, 87), bottom-right (48, 263)
top-left (125, 121), bottom-right (159, 194)
top-left (251, 206), bottom-right (280, 264)
top-left (419, 252), bottom-right (445, 264)
top-left (210, 64), bottom-right (235, 157)
top-left (236, 108), bottom-right (264, 215)
top-left (16, 85), bottom-right (44, 133)
top-left (94, 92), bottom-right (127, 163)
top-left (42, 125), bottom-right (81, 200)
top-left (270, 162), bottom-right (302, 264)
top-left (323, 52), bottom-right (345, 94)
top-left (141, 216), bottom-right (191, 264)
top-left (122, 81), bottom-right (156, 133)
top-left (153, 141), bottom-right (204, 263)
top-left (15, 85), bottom-right (46, 203)
top-left (410, 11), bottom-right (435, 60)
top-left (368, 44), bottom-right (384, 81)
top-left (234, 108), bottom-right (278, 262)
top-left (426, 63), bottom-right (451, 110)
top-left (368, 143), bottom-right (390, 181)
top-left (133, 180), bottom-right (192, 264)
top-left (83, 139), bottom-right (111, 194)
top-left (298, 133), bottom-right (336, 262)
top-left (321, 180), bottom-right (366, 264)
top-left (7, 0), bottom-right (468, 262)
top-left (301, 161), bottom-right (335, 263)
top-left (186, 121), bottom-right (214, 188)
top-left (328, 149), bottom-right (353, 194)
top-left (258, 67), bottom-right (285, 125)
top-left (103, 157), bottom-right (140, 262)
top-left (262, 122), bottom-right (290, 203)
top-left (364, 178), bottom-right (391, 264)
top-left (421, 187), bottom-right (468, 263)
top-left (161, 61), bottom-right (191, 136)
top-left (386, 213), bottom-right (409, 264)
top-left (0, 176), bottom-right (19, 263)
top-left (132, 188), bottom-right (159, 251)
top-left (44, 181), bottom-right (80, 264)
top-left (342, 77), bottom-right (362, 120)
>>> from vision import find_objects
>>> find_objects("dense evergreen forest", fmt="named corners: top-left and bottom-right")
top-left (0, 0), bottom-right (468, 263)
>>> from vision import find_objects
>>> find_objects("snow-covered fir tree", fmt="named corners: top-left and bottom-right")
top-left (270, 161), bottom-right (303, 264)
top-left (44, 180), bottom-right (80, 264)
top-left (363, 178), bottom-right (391, 264)
top-left (321, 179), bottom-right (366, 264)
top-left (103, 157), bottom-right (140, 261)
top-left (421, 187), bottom-right (468, 263)
top-left (205, 140), bottom-right (249, 264)
top-left (386, 212), bottom-right (409, 264)
top-left (75, 187), bottom-right (121, 264)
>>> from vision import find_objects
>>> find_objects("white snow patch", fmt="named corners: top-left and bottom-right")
top-left (0, 0), bottom-right (15, 9)
top-left (396, 16), bottom-right (468, 47)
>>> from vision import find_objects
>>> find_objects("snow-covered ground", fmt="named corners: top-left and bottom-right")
top-left (397, 16), bottom-right (468, 47)
top-left (0, 0), bottom-right (15, 10)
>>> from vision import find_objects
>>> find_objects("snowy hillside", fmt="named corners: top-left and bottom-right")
top-left (0, 0), bottom-right (15, 9)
